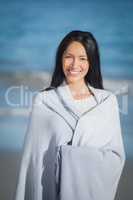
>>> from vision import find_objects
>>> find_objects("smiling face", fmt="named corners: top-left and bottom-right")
top-left (62, 41), bottom-right (90, 84)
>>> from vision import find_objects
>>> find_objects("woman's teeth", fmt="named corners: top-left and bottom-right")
top-left (68, 69), bottom-right (81, 75)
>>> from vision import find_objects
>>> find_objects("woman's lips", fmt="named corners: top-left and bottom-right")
top-left (67, 69), bottom-right (81, 76)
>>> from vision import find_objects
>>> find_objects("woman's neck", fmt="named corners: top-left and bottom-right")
top-left (65, 79), bottom-right (91, 99)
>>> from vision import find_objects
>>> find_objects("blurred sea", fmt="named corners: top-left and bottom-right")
top-left (0, 0), bottom-right (133, 78)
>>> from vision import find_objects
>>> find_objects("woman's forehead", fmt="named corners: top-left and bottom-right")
top-left (64, 41), bottom-right (87, 55)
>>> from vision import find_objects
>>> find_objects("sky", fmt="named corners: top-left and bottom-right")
top-left (0, 0), bottom-right (133, 79)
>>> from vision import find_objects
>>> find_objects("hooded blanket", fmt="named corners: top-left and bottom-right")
top-left (15, 83), bottom-right (125, 200)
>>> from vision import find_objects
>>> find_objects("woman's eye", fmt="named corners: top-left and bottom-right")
top-left (64, 56), bottom-right (71, 58)
top-left (80, 57), bottom-right (87, 61)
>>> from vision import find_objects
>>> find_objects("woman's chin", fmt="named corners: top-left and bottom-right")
top-left (65, 76), bottom-right (83, 84)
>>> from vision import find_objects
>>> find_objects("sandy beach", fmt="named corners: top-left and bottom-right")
top-left (0, 152), bottom-right (21, 200)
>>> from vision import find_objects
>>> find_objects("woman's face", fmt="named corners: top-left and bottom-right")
top-left (62, 41), bottom-right (90, 84)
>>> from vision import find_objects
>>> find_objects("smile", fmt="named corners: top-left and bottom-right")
top-left (68, 69), bottom-right (82, 75)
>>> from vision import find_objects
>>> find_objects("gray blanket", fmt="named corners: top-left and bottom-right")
top-left (15, 84), bottom-right (126, 200)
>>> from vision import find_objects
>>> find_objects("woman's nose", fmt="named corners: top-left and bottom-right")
top-left (70, 57), bottom-right (79, 67)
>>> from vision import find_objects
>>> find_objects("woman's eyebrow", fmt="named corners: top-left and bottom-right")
top-left (79, 55), bottom-right (87, 57)
top-left (63, 51), bottom-right (72, 55)
top-left (64, 52), bottom-right (87, 57)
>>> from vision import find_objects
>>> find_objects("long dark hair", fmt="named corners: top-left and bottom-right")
top-left (44, 30), bottom-right (103, 91)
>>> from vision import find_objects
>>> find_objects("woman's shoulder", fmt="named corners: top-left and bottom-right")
top-left (94, 87), bottom-right (114, 96)
top-left (91, 86), bottom-right (117, 103)
top-left (33, 87), bottom-right (55, 104)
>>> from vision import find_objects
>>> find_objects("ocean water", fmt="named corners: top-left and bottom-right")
top-left (0, 0), bottom-right (133, 78)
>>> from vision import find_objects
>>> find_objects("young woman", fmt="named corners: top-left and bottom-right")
top-left (15, 30), bottom-right (126, 200)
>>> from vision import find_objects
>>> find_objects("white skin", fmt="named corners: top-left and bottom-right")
top-left (62, 41), bottom-right (91, 100)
